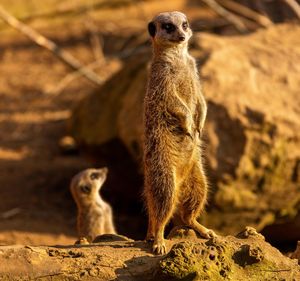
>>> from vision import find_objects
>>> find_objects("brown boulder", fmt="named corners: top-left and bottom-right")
top-left (69, 24), bottom-right (300, 238)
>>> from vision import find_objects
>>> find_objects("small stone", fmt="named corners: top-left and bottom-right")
top-left (236, 226), bottom-right (265, 240)
top-left (167, 226), bottom-right (198, 240)
top-left (75, 237), bottom-right (90, 245)
top-left (58, 135), bottom-right (78, 155)
top-left (92, 234), bottom-right (133, 243)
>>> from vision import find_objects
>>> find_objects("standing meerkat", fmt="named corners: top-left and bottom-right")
top-left (70, 168), bottom-right (116, 242)
top-left (143, 11), bottom-right (216, 255)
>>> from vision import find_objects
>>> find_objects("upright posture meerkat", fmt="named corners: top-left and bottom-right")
top-left (143, 11), bottom-right (216, 255)
top-left (70, 168), bottom-right (116, 242)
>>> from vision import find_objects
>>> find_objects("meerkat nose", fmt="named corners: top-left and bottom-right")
top-left (179, 35), bottom-right (185, 41)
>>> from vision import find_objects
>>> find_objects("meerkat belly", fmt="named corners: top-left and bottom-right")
top-left (144, 67), bottom-right (201, 164)
top-left (144, 125), bottom-right (196, 171)
top-left (79, 208), bottom-right (105, 237)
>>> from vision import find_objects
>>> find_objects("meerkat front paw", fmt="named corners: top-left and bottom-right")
top-left (153, 241), bottom-right (167, 255)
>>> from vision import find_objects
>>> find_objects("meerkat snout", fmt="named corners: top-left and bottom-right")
top-left (148, 11), bottom-right (192, 45)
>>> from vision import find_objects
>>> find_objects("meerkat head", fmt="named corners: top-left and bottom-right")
top-left (70, 167), bottom-right (108, 206)
top-left (148, 11), bottom-right (192, 47)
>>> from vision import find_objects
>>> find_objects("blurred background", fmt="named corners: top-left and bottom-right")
top-left (0, 0), bottom-right (299, 253)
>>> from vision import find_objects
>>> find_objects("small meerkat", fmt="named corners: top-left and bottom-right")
top-left (70, 168), bottom-right (116, 242)
top-left (143, 11), bottom-right (216, 255)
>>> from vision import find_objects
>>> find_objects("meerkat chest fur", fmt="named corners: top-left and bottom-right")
top-left (145, 45), bottom-right (206, 150)
top-left (151, 51), bottom-right (200, 109)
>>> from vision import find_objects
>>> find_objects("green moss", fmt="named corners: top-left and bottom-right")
top-left (159, 240), bottom-right (233, 281)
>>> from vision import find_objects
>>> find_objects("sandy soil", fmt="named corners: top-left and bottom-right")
top-left (0, 0), bottom-right (198, 246)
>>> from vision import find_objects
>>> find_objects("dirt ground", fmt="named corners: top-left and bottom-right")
top-left (0, 0), bottom-right (204, 246)
top-left (0, 33), bottom-right (96, 245)
top-left (0, 12), bottom-right (128, 246)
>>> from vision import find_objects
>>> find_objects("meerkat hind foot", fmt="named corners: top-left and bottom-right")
top-left (153, 241), bottom-right (167, 255)
top-left (205, 229), bottom-right (217, 238)
top-left (190, 222), bottom-right (217, 239)
top-left (198, 228), bottom-right (217, 239)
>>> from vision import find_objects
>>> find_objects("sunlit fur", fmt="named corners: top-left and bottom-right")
top-left (143, 11), bottom-right (216, 255)
top-left (70, 168), bottom-right (116, 242)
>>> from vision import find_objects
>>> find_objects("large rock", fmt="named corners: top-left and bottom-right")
top-left (159, 227), bottom-right (299, 281)
top-left (69, 24), bottom-right (300, 237)
top-left (0, 229), bottom-right (299, 280)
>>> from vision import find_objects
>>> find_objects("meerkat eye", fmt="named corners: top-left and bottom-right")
top-left (90, 172), bottom-right (100, 180)
top-left (80, 185), bottom-right (91, 194)
top-left (162, 23), bottom-right (176, 33)
top-left (182, 22), bottom-right (188, 31)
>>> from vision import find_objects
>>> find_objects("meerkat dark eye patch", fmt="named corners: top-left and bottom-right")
top-left (90, 172), bottom-right (100, 180)
top-left (162, 23), bottom-right (176, 33)
top-left (80, 185), bottom-right (91, 194)
top-left (148, 21), bottom-right (156, 37)
top-left (182, 22), bottom-right (189, 30)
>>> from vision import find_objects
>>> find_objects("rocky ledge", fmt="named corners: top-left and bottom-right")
top-left (0, 227), bottom-right (299, 280)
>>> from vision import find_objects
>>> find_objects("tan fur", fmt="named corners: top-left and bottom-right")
top-left (143, 11), bottom-right (216, 255)
top-left (70, 168), bottom-right (116, 242)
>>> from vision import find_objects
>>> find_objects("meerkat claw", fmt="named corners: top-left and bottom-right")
top-left (207, 229), bottom-right (217, 238)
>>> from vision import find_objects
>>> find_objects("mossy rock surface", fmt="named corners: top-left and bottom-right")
top-left (159, 227), bottom-right (300, 281)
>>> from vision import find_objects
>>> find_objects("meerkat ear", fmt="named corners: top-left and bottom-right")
top-left (148, 21), bottom-right (156, 37)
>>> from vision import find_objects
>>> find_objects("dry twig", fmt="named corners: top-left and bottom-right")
top-left (283, 0), bottom-right (300, 19)
top-left (46, 60), bottom-right (104, 96)
top-left (0, 5), bottom-right (103, 86)
top-left (202, 0), bottom-right (248, 32)
top-left (84, 17), bottom-right (105, 63)
top-left (1, 208), bottom-right (21, 219)
top-left (47, 43), bottom-right (147, 96)
top-left (217, 0), bottom-right (273, 27)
